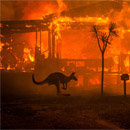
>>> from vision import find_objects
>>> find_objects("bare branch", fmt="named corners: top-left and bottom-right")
top-left (104, 22), bottom-right (118, 52)
top-left (91, 25), bottom-right (103, 53)
top-left (109, 22), bottom-right (118, 37)
top-left (109, 22), bottom-right (116, 32)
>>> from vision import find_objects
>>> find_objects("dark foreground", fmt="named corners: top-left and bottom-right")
top-left (1, 94), bottom-right (130, 129)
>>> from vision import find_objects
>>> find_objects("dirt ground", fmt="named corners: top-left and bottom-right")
top-left (1, 92), bottom-right (130, 129)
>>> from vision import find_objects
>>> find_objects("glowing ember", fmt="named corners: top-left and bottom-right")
top-left (6, 65), bottom-right (15, 71)
top-left (61, 67), bottom-right (65, 71)
top-left (0, 43), bottom-right (4, 51)
top-left (7, 65), bottom-right (11, 70)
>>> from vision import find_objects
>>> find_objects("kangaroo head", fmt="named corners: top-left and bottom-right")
top-left (70, 72), bottom-right (77, 81)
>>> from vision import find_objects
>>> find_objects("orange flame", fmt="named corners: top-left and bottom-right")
top-left (23, 48), bottom-right (34, 62)
top-left (124, 56), bottom-right (129, 67)
top-left (6, 65), bottom-right (15, 71)
top-left (89, 77), bottom-right (100, 85)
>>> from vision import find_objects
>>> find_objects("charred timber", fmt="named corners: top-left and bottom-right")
top-left (1, 20), bottom-right (108, 34)
top-left (0, 20), bottom-right (50, 34)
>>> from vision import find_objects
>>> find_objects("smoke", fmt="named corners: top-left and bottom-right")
top-left (57, 0), bottom-right (67, 12)
top-left (1, 1), bottom-right (16, 20)
top-left (20, 1), bottom-right (58, 20)
top-left (121, 32), bottom-right (130, 52)
top-left (1, 0), bottom-right (121, 20)
top-left (61, 30), bottom-right (100, 59)
top-left (1, 1), bottom-right (58, 20)
top-left (107, 1), bottom-right (130, 54)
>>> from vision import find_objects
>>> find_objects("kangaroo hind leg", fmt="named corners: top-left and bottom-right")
top-left (56, 81), bottom-right (61, 95)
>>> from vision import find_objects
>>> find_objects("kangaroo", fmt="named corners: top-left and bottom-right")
top-left (32, 72), bottom-right (77, 94)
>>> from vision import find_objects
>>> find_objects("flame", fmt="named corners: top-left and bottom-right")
top-left (74, 16), bottom-right (109, 24)
top-left (0, 43), bottom-right (4, 51)
top-left (89, 77), bottom-right (100, 85)
top-left (48, 15), bottom-right (110, 41)
top-left (61, 67), bottom-right (65, 71)
top-left (7, 65), bottom-right (11, 70)
top-left (113, 56), bottom-right (119, 65)
top-left (124, 56), bottom-right (129, 67)
top-left (23, 48), bottom-right (34, 62)
top-left (6, 65), bottom-right (15, 71)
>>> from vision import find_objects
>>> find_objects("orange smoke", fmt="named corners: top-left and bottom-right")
top-left (57, 0), bottom-right (67, 13)
top-left (18, 1), bottom-right (58, 20)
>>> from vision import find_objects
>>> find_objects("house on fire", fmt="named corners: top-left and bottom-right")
top-left (0, 1), bottom-right (130, 87)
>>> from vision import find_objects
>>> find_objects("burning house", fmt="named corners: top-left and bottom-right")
top-left (1, 0), bottom-right (130, 94)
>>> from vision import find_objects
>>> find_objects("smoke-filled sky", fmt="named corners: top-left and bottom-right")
top-left (1, 0), bottom-right (127, 20)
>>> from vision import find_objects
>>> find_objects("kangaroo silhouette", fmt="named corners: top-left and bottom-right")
top-left (32, 72), bottom-right (77, 94)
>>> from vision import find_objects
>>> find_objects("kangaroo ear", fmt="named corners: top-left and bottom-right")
top-left (72, 72), bottom-right (76, 75)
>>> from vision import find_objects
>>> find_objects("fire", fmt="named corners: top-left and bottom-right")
top-left (0, 43), bottom-right (4, 51)
top-left (61, 67), bottom-right (65, 71)
top-left (1, 0), bottom-right (130, 82)
top-left (6, 65), bottom-right (15, 71)
top-left (89, 77), bottom-right (100, 85)
top-left (74, 16), bottom-right (109, 24)
top-left (23, 48), bottom-right (34, 62)
top-left (113, 56), bottom-right (119, 65)
top-left (48, 15), bottom-right (111, 42)
top-left (7, 65), bottom-right (11, 70)
top-left (124, 56), bottom-right (129, 67)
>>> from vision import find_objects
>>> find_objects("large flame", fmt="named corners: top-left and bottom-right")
top-left (23, 48), bottom-right (34, 63)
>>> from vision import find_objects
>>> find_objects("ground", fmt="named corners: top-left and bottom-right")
top-left (1, 93), bottom-right (130, 129)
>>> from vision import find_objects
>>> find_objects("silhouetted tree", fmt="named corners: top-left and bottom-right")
top-left (92, 23), bottom-right (118, 96)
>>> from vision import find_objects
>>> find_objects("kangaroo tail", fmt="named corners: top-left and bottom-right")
top-left (32, 74), bottom-right (46, 85)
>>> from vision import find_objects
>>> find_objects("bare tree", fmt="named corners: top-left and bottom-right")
top-left (92, 23), bottom-right (118, 96)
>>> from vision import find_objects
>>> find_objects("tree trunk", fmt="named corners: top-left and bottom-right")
top-left (124, 80), bottom-right (126, 97)
top-left (101, 53), bottom-right (104, 96)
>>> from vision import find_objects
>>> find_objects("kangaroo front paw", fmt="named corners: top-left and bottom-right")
top-left (62, 87), bottom-right (67, 90)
